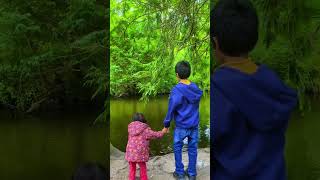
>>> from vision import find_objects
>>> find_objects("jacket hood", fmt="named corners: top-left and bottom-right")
top-left (128, 121), bottom-right (148, 137)
top-left (213, 65), bottom-right (298, 131)
top-left (175, 82), bottom-right (203, 103)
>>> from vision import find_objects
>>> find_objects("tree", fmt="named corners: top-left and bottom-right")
top-left (110, 0), bottom-right (210, 100)
top-left (252, 0), bottom-right (320, 109)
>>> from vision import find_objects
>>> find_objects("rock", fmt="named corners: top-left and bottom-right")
top-left (110, 146), bottom-right (210, 180)
top-left (110, 143), bottom-right (125, 160)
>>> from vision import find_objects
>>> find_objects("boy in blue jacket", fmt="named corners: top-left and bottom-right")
top-left (163, 61), bottom-right (203, 180)
top-left (211, 0), bottom-right (297, 180)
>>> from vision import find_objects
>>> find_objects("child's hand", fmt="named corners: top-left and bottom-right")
top-left (161, 128), bottom-right (167, 134)
top-left (161, 127), bottom-right (169, 134)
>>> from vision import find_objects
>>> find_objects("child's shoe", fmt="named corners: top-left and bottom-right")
top-left (185, 171), bottom-right (196, 180)
top-left (173, 172), bottom-right (185, 180)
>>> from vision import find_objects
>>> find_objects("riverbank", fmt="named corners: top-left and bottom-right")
top-left (110, 144), bottom-right (210, 180)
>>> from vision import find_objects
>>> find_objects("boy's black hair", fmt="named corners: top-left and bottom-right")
top-left (72, 163), bottom-right (107, 180)
top-left (211, 0), bottom-right (259, 56)
top-left (175, 61), bottom-right (191, 79)
top-left (132, 112), bottom-right (147, 123)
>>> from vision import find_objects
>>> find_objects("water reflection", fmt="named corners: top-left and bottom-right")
top-left (286, 103), bottom-right (320, 180)
top-left (0, 110), bottom-right (107, 180)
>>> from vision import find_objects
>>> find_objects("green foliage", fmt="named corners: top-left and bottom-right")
top-left (251, 0), bottom-right (320, 110)
top-left (0, 0), bottom-right (107, 119)
top-left (84, 66), bottom-right (108, 122)
top-left (110, 0), bottom-right (210, 99)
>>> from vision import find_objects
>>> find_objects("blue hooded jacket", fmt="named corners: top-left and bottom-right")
top-left (163, 82), bottom-right (203, 129)
top-left (211, 64), bottom-right (297, 180)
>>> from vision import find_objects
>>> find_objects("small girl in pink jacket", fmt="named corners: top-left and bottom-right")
top-left (125, 113), bottom-right (168, 180)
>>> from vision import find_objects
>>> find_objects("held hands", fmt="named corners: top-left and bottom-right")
top-left (161, 127), bottom-right (170, 134)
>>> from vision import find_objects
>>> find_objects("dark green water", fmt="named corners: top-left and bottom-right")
top-left (110, 96), bottom-right (210, 155)
top-left (0, 110), bottom-right (107, 180)
top-left (286, 103), bottom-right (320, 180)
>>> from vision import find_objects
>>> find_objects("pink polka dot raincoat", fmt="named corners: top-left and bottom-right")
top-left (125, 121), bottom-right (164, 162)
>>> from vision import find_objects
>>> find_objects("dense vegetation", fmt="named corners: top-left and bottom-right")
top-left (251, 0), bottom-right (320, 109)
top-left (110, 0), bottom-right (210, 99)
top-left (0, 0), bottom-right (107, 121)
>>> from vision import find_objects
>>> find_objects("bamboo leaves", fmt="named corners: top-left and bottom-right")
top-left (110, 0), bottom-right (210, 99)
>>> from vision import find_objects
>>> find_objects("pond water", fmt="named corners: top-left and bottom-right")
top-left (0, 110), bottom-right (107, 180)
top-left (286, 102), bottom-right (320, 180)
top-left (110, 96), bottom-right (210, 155)
top-left (111, 97), bottom-right (320, 179)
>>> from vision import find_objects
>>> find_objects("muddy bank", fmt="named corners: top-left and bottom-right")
top-left (110, 144), bottom-right (210, 180)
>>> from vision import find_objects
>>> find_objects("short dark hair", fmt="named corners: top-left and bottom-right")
top-left (175, 61), bottom-right (191, 79)
top-left (72, 163), bottom-right (107, 180)
top-left (211, 0), bottom-right (259, 56)
top-left (132, 113), bottom-right (147, 123)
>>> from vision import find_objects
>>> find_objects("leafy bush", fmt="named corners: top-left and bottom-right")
top-left (0, 0), bottom-right (107, 118)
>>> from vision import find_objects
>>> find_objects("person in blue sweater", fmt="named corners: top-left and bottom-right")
top-left (211, 0), bottom-right (298, 180)
top-left (163, 61), bottom-right (203, 180)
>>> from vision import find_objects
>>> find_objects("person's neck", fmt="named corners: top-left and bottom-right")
top-left (222, 55), bottom-right (249, 64)
top-left (219, 55), bottom-right (258, 74)
top-left (179, 79), bottom-right (191, 85)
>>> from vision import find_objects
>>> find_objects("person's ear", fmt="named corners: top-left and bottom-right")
top-left (213, 37), bottom-right (218, 50)
top-left (213, 37), bottom-right (224, 64)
